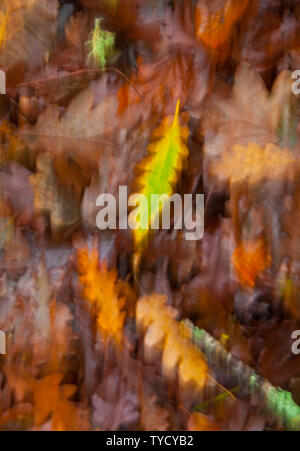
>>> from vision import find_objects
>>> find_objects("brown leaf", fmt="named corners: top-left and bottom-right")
top-left (30, 153), bottom-right (80, 236)
top-left (92, 368), bottom-right (139, 430)
top-left (21, 82), bottom-right (119, 167)
top-left (204, 65), bottom-right (295, 174)
top-left (0, 0), bottom-right (58, 69)
top-left (140, 392), bottom-right (170, 431)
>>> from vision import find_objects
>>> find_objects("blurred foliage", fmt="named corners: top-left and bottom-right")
top-left (0, 0), bottom-right (300, 432)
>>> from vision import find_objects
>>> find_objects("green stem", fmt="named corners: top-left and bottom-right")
top-left (183, 320), bottom-right (300, 431)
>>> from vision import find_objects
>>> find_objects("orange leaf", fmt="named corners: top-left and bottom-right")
top-left (32, 374), bottom-right (72, 425)
top-left (32, 374), bottom-right (89, 430)
top-left (188, 412), bottom-right (221, 431)
top-left (77, 246), bottom-right (125, 346)
top-left (195, 0), bottom-right (249, 49)
top-left (232, 238), bottom-right (271, 287)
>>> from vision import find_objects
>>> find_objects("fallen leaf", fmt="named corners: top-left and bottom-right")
top-left (140, 391), bottom-right (170, 431)
top-left (232, 238), bottom-right (271, 287)
top-left (77, 246), bottom-right (126, 346)
top-left (195, 0), bottom-right (249, 49)
top-left (136, 294), bottom-right (207, 389)
top-left (32, 374), bottom-right (89, 431)
top-left (211, 142), bottom-right (297, 186)
top-left (30, 153), bottom-right (80, 236)
top-left (0, 0), bottom-right (58, 69)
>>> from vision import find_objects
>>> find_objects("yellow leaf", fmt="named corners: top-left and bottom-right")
top-left (211, 142), bottom-right (296, 185)
top-left (77, 246), bottom-right (125, 346)
top-left (136, 294), bottom-right (207, 389)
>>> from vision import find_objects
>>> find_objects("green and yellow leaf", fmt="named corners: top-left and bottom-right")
top-left (132, 101), bottom-right (189, 250)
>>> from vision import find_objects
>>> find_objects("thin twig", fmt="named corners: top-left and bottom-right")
top-left (17, 67), bottom-right (143, 97)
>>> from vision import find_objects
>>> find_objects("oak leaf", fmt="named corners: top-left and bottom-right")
top-left (77, 246), bottom-right (125, 345)
top-left (127, 49), bottom-right (212, 114)
top-left (32, 374), bottom-right (89, 431)
top-left (21, 83), bottom-right (119, 169)
top-left (211, 142), bottom-right (296, 186)
top-left (136, 294), bottom-right (207, 389)
top-left (204, 65), bottom-right (296, 171)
